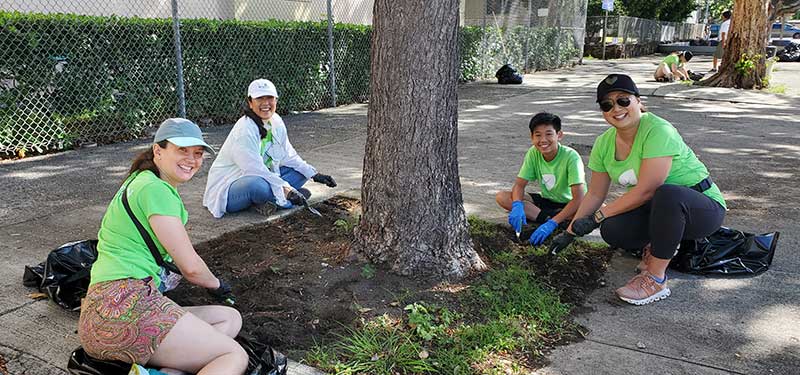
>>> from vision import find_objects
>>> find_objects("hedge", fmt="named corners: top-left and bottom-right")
top-left (0, 11), bottom-right (577, 156)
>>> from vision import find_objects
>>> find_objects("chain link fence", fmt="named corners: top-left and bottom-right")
top-left (1, 0), bottom-right (586, 157)
top-left (462, 0), bottom-right (586, 76)
top-left (585, 15), bottom-right (706, 59)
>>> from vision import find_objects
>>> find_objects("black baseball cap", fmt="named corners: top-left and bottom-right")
top-left (596, 74), bottom-right (640, 102)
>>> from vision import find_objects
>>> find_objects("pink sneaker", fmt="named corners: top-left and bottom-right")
top-left (615, 271), bottom-right (670, 305)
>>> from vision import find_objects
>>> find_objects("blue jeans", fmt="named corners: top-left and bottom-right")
top-left (226, 167), bottom-right (308, 213)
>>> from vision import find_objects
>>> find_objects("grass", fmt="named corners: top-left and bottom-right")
top-left (765, 83), bottom-right (787, 94)
top-left (306, 216), bottom-right (585, 374)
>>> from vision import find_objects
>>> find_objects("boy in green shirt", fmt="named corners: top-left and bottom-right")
top-left (495, 112), bottom-right (587, 245)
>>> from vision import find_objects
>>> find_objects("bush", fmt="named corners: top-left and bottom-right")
top-left (0, 11), bottom-right (577, 157)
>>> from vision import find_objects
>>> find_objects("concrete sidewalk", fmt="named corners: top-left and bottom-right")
top-left (2, 55), bottom-right (799, 374)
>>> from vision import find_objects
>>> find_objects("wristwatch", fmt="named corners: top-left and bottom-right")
top-left (593, 209), bottom-right (606, 223)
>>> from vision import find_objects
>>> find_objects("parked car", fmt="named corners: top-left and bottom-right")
top-left (771, 23), bottom-right (800, 39)
top-left (709, 23), bottom-right (720, 39)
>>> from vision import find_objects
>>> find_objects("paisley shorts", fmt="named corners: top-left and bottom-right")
top-left (77, 277), bottom-right (186, 365)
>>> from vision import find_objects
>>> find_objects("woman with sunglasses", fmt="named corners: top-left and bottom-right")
top-left (549, 74), bottom-right (726, 305)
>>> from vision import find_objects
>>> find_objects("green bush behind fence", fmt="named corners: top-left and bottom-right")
top-left (0, 11), bottom-right (577, 156)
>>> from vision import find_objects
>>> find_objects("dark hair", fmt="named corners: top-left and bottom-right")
top-left (126, 140), bottom-right (169, 180)
top-left (529, 112), bottom-right (562, 133)
top-left (722, 10), bottom-right (731, 19)
top-left (244, 97), bottom-right (269, 140)
top-left (680, 50), bottom-right (693, 61)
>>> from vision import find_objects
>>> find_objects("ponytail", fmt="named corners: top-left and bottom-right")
top-left (126, 140), bottom-right (169, 180)
top-left (243, 98), bottom-right (268, 140)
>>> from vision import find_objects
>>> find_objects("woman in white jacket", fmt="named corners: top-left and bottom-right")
top-left (203, 79), bottom-right (336, 218)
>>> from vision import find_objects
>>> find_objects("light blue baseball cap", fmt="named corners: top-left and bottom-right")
top-left (153, 118), bottom-right (215, 154)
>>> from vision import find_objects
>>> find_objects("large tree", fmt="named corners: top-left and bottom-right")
top-left (352, 0), bottom-right (487, 277)
top-left (701, 0), bottom-right (770, 89)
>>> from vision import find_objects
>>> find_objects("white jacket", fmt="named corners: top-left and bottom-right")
top-left (203, 114), bottom-right (317, 218)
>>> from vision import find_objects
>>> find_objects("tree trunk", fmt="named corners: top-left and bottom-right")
top-left (701, 0), bottom-right (770, 89)
top-left (352, 0), bottom-right (487, 278)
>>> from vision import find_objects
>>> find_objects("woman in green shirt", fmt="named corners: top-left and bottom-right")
top-left (78, 118), bottom-right (248, 374)
top-left (654, 51), bottom-right (692, 82)
top-left (549, 74), bottom-right (725, 306)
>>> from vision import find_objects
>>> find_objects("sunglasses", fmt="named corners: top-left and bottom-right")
top-left (599, 97), bottom-right (632, 112)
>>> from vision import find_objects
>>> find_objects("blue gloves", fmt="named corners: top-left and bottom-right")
top-left (508, 201), bottom-right (527, 233)
top-left (571, 215), bottom-right (601, 236)
top-left (530, 219), bottom-right (558, 245)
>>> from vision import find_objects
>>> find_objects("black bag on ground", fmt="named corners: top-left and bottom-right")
top-left (24, 240), bottom-right (98, 310)
top-left (670, 227), bottom-right (779, 275)
top-left (236, 334), bottom-right (288, 375)
top-left (67, 347), bottom-right (129, 375)
top-left (777, 43), bottom-right (800, 62)
top-left (495, 64), bottom-right (523, 84)
top-left (688, 70), bottom-right (705, 81)
top-left (67, 334), bottom-right (289, 375)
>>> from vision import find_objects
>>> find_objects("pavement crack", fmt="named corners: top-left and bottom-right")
top-left (0, 299), bottom-right (41, 318)
top-left (0, 342), bottom-right (66, 372)
top-left (586, 338), bottom-right (747, 375)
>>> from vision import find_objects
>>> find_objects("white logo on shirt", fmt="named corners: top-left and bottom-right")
top-left (542, 174), bottom-right (556, 190)
top-left (618, 169), bottom-right (638, 187)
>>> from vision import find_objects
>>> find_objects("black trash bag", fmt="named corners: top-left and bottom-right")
top-left (670, 227), bottom-right (779, 275)
top-left (67, 347), bottom-right (130, 375)
top-left (495, 64), bottom-right (523, 84)
top-left (777, 43), bottom-right (800, 62)
top-left (236, 334), bottom-right (288, 375)
top-left (24, 240), bottom-right (98, 310)
top-left (688, 70), bottom-right (705, 81)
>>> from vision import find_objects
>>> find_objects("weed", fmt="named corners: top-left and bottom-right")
top-left (313, 324), bottom-right (436, 374)
top-left (472, 265), bottom-right (569, 331)
top-left (404, 302), bottom-right (459, 341)
top-left (766, 83), bottom-right (787, 94)
top-left (334, 215), bottom-right (359, 233)
top-left (468, 215), bottom-right (497, 238)
top-left (361, 263), bottom-right (376, 279)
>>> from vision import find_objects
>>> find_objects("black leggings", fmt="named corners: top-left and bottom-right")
top-left (600, 184), bottom-right (725, 260)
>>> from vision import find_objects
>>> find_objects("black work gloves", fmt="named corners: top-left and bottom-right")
top-left (208, 278), bottom-right (236, 306)
top-left (571, 215), bottom-right (601, 236)
top-left (549, 232), bottom-right (575, 255)
top-left (286, 189), bottom-right (306, 206)
top-left (312, 173), bottom-right (337, 188)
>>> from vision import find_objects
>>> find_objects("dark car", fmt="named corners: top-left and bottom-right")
top-left (771, 23), bottom-right (800, 39)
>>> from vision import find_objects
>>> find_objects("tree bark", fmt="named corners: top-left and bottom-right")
top-left (701, 0), bottom-right (770, 89)
top-left (352, 0), bottom-right (487, 278)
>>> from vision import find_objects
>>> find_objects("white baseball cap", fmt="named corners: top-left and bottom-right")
top-left (247, 79), bottom-right (279, 99)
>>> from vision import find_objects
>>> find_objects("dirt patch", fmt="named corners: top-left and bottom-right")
top-left (169, 197), bottom-right (612, 361)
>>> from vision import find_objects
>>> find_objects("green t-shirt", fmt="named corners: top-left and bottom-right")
top-left (587, 112), bottom-right (726, 209)
top-left (90, 170), bottom-right (188, 288)
top-left (517, 144), bottom-right (586, 204)
top-left (259, 125), bottom-right (274, 169)
top-left (663, 54), bottom-right (683, 69)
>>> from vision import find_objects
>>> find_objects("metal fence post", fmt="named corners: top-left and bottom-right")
top-left (602, 10), bottom-right (607, 60)
top-left (326, 0), bottom-right (337, 108)
top-left (554, 0), bottom-right (562, 67)
top-left (523, 0), bottom-right (531, 71)
top-left (170, 0), bottom-right (186, 118)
